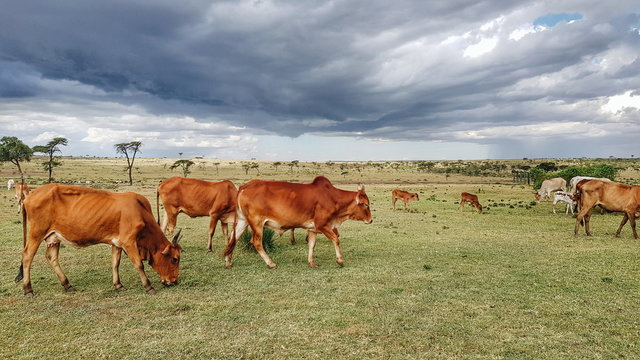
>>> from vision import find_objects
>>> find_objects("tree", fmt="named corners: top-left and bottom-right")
top-left (0, 136), bottom-right (33, 182)
top-left (32, 137), bottom-right (68, 183)
top-left (212, 162), bottom-right (220, 176)
top-left (170, 159), bottom-right (195, 177)
top-left (288, 160), bottom-right (299, 172)
top-left (272, 161), bottom-right (282, 172)
top-left (241, 162), bottom-right (260, 175)
top-left (114, 141), bottom-right (142, 185)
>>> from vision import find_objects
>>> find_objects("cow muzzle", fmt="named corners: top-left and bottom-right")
top-left (161, 280), bottom-right (178, 287)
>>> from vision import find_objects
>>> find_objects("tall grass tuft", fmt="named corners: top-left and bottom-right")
top-left (240, 228), bottom-right (277, 253)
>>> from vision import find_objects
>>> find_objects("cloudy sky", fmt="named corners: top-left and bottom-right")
top-left (1, 1), bottom-right (639, 161)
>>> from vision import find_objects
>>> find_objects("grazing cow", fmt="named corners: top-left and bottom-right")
top-left (7, 179), bottom-right (14, 190)
top-left (14, 182), bottom-right (30, 214)
top-left (460, 192), bottom-right (482, 213)
top-left (574, 179), bottom-right (640, 238)
top-left (534, 177), bottom-right (567, 201)
top-left (552, 191), bottom-right (576, 214)
top-left (391, 189), bottom-right (419, 210)
top-left (569, 176), bottom-right (611, 193)
top-left (157, 177), bottom-right (237, 252)
top-left (224, 176), bottom-right (373, 269)
top-left (15, 184), bottom-right (182, 296)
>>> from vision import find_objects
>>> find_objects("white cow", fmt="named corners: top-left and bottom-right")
top-left (534, 177), bottom-right (567, 201)
top-left (552, 191), bottom-right (576, 214)
top-left (569, 176), bottom-right (611, 193)
top-left (7, 179), bottom-right (14, 190)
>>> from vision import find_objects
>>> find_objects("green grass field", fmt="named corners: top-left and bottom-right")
top-left (0, 158), bottom-right (638, 359)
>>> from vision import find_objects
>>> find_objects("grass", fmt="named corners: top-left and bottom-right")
top-left (0, 158), bottom-right (639, 359)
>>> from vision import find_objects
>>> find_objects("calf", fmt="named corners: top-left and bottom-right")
top-left (391, 189), bottom-right (419, 210)
top-left (460, 192), bottom-right (482, 213)
top-left (574, 180), bottom-right (640, 238)
top-left (552, 191), bottom-right (576, 214)
top-left (14, 182), bottom-right (30, 214)
top-left (7, 179), bottom-right (15, 190)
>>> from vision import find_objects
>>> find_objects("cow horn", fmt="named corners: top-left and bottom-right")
top-left (171, 228), bottom-right (183, 245)
top-left (357, 184), bottom-right (365, 191)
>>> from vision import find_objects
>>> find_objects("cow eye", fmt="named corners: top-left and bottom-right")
top-left (171, 258), bottom-right (179, 264)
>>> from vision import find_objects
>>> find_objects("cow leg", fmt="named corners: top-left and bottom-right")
top-left (392, 197), bottom-right (397, 210)
top-left (552, 199), bottom-right (558, 214)
top-left (249, 224), bottom-right (277, 269)
top-left (615, 214), bottom-right (629, 238)
top-left (320, 225), bottom-right (343, 267)
top-left (162, 207), bottom-right (178, 236)
top-left (630, 213), bottom-right (638, 239)
top-left (460, 200), bottom-right (465, 211)
top-left (575, 206), bottom-right (591, 235)
top-left (584, 210), bottom-right (593, 236)
top-left (404, 199), bottom-right (409, 209)
top-left (45, 243), bottom-right (74, 292)
top-left (207, 215), bottom-right (220, 253)
top-left (121, 243), bottom-right (155, 294)
top-left (220, 222), bottom-right (229, 244)
top-left (290, 229), bottom-right (296, 245)
top-left (20, 238), bottom-right (42, 296)
top-left (224, 217), bottom-right (249, 268)
top-left (307, 231), bottom-right (318, 268)
top-left (111, 246), bottom-right (125, 291)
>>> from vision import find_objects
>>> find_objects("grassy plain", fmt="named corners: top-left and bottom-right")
top-left (0, 158), bottom-right (639, 359)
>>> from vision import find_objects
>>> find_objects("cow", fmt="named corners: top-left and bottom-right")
top-left (157, 177), bottom-right (237, 253)
top-left (534, 177), bottom-right (567, 201)
top-left (7, 179), bottom-right (14, 190)
top-left (15, 184), bottom-right (182, 296)
top-left (391, 189), bottom-right (419, 210)
top-left (574, 179), bottom-right (640, 238)
top-left (14, 182), bottom-right (30, 214)
top-left (552, 191), bottom-right (576, 214)
top-left (460, 192), bottom-right (482, 213)
top-left (569, 176), bottom-right (611, 193)
top-left (223, 176), bottom-right (373, 269)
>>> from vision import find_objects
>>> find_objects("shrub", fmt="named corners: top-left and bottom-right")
top-left (240, 228), bottom-right (277, 253)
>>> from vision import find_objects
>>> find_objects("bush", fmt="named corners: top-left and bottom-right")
top-left (240, 228), bottom-right (277, 253)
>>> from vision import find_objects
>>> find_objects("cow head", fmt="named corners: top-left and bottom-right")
top-left (412, 193), bottom-right (419, 201)
top-left (533, 192), bottom-right (541, 201)
top-left (150, 230), bottom-right (182, 287)
top-left (351, 184), bottom-right (373, 224)
top-left (475, 202), bottom-right (483, 213)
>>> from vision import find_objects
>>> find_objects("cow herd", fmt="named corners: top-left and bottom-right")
top-left (6, 173), bottom-right (634, 296)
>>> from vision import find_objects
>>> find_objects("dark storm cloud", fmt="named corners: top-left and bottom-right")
top-left (0, 0), bottom-right (639, 159)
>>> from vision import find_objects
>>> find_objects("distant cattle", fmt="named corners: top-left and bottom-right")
top-left (14, 182), bottom-right (30, 214)
top-left (569, 176), bottom-right (611, 193)
top-left (534, 177), bottom-right (567, 201)
top-left (460, 192), bottom-right (482, 213)
top-left (552, 191), bottom-right (576, 214)
top-left (157, 177), bottom-right (237, 252)
top-left (391, 189), bottom-right (419, 210)
top-left (15, 184), bottom-right (182, 296)
top-left (574, 179), bottom-right (640, 238)
top-left (7, 179), bottom-right (14, 190)
top-left (224, 176), bottom-right (373, 269)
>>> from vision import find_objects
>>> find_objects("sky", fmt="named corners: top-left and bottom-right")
top-left (1, 0), bottom-right (639, 161)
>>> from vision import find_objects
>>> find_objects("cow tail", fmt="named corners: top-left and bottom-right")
top-left (15, 206), bottom-right (27, 283)
top-left (223, 212), bottom-right (238, 257)
top-left (156, 187), bottom-right (161, 226)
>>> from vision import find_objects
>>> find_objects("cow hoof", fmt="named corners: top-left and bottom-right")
top-left (115, 286), bottom-right (126, 292)
top-left (24, 291), bottom-right (34, 297)
top-left (309, 263), bottom-right (319, 268)
top-left (146, 288), bottom-right (157, 295)
top-left (267, 263), bottom-right (277, 269)
top-left (207, 249), bottom-right (213, 254)
top-left (224, 264), bottom-right (233, 269)
top-left (336, 262), bottom-right (344, 268)
top-left (64, 286), bottom-right (76, 293)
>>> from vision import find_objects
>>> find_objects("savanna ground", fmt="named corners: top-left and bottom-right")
top-left (0, 157), bottom-right (639, 359)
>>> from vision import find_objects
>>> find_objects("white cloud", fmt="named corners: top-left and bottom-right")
top-left (601, 91), bottom-right (640, 114)
top-left (463, 37), bottom-right (498, 58)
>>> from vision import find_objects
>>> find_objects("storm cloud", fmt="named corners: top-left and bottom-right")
top-left (1, 0), bottom-right (639, 159)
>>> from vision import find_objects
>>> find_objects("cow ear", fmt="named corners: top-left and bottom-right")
top-left (162, 245), bottom-right (171, 256)
top-left (357, 184), bottom-right (365, 191)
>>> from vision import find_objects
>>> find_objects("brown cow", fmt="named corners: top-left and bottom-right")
top-left (157, 177), bottom-right (237, 252)
top-left (224, 176), bottom-right (372, 269)
top-left (460, 192), bottom-right (482, 213)
top-left (14, 182), bottom-right (30, 214)
top-left (574, 179), bottom-right (640, 238)
top-left (15, 184), bottom-right (182, 296)
top-left (391, 189), bottom-right (419, 210)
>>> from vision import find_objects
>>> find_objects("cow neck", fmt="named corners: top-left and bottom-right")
top-left (137, 227), bottom-right (169, 262)
top-left (332, 188), bottom-right (358, 217)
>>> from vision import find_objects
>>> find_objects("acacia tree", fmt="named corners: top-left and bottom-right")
top-left (212, 162), bottom-right (220, 175)
top-left (0, 136), bottom-right (33, 182)
top-left (170, 159), bottom-right (195, 177)
top-left (288, 160), bottom-right (299, 172)
top-left (114, 141), bottom-right (142, 185)
top-left (32, 137), bottom-right (68, 183)
top-left (272, 161), bottom-right (282, 172)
